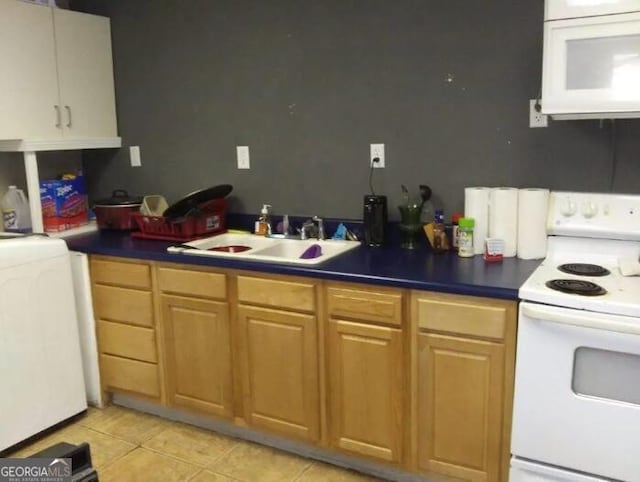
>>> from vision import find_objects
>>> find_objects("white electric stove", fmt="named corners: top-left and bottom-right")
top-left (511, 191), bottom-right (640, 482)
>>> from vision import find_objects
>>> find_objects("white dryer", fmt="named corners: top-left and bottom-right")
top-left (0, 234), bottom-right (87, 452)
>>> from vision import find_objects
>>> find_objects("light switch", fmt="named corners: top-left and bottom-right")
top-left (237, 146), bottom-right (250, 169)
top-left (129, 146), bottom-right (141, 167)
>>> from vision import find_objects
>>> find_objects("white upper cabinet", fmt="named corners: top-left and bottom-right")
top-left (0, 0), bottom-right (119, 146)
top-left (0, 0), bottom-right (60, 140)
top-left (542, 2), bottom-right (640, 119)
top-left (54, 8), bottom-right (118, 139)
top-left (546, 0), bottom-right (640, 20)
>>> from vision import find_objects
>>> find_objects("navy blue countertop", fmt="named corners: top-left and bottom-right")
top-left (65, 231), bottom-right (540, 300)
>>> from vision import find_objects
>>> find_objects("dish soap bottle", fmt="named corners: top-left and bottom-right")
top-left (254, 204), bottom-right (272, 236)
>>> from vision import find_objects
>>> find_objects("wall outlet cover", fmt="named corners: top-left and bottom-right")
top-left (529, 99), bottom-right (548, 128)
top-left (370, 143), bottom-right (385, 168)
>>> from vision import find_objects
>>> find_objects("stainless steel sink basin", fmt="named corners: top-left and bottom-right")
top-left (167, 233), bottom-right (360, 265)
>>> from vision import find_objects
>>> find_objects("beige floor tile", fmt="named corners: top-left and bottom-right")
top-left (78, 405), bottom-right (168, 444)
top-left (296, 462), bottom-right (382, 481)
top-left (99, 447), bottom-right (200, 482)
top-left (8, 425), bottom-right (135, 471)
top-left (142, 423), bottom-right (238, 467)
top-left (6, 424), bottom-right (77, 458)
top-left (190, 470), bottom-right (238, 482)
top-left (209, 442), bottom-right (312, 482)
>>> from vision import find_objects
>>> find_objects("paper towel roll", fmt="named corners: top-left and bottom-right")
top-left (517, 188), bottom-right (549, 259)
top-left (489, 187), bottom-right (518, 257)
top-left (464, 187), bottom-right (491, 255)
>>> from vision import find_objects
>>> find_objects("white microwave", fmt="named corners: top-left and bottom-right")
top-left (542, 0), bottom-right (640, 119)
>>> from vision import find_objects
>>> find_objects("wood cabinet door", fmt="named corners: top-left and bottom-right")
top-left (162, 295), bottom-right (233, 418)
top-left (237, 305), bottom-right (319, 442)
top-left (0, 0), bottom-right (59, 140)
top-left (327, 319), bottom-right (403, 463)
top-left (53, 8), bottom-right (117, 138)
top-left (417, 332), bottom-right (505, 482)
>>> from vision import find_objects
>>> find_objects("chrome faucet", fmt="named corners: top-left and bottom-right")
top-left (299, 217), bottom-right (324, 240)
top-left (312, 216), bottom-right (325, 240)
top-left (299, 219), bottom-right (313, 240)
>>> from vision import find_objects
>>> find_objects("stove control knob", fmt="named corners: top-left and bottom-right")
top-left (582, 201), bottom-right (598, 219)
top-left (560, 198), bottom-right (577, 217)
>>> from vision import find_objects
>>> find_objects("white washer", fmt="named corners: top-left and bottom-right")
top-left (0, 235), bottom-right (87, 452)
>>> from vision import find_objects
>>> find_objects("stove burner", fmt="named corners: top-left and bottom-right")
top-left (546, 279), bottom-right (607, 296)
top-left (558, 263), bottom-right (610, 277)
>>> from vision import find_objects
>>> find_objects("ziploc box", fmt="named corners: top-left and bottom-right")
top-left (39, 174), bottom-right (88, 232)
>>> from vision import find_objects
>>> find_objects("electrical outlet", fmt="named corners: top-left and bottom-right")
top-left (237, 146), bottom-right (250, 169)
top-left (370, 143), bottom-right (385, 168)
top-left (529, 99), bottom-right (548, 128)
top-left (129, 146), bottom-right (141, 167)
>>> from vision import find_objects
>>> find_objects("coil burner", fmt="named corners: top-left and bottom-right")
top-left (545, 279), bottom-right (607, 296)
top-left (557, 263), bottom-right (610, 277)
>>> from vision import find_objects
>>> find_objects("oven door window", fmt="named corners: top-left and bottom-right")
top-left (573, 347), bottom-right (640, 405)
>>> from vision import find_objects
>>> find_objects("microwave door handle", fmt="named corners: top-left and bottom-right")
top-left (521, 304), bottom-right (640, 336)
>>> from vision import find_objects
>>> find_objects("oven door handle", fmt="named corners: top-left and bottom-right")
top-left (522, 304), bottom-right (640, 336)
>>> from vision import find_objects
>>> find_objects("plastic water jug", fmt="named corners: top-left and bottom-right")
top-left (2, 185), bottom-right (32, 232)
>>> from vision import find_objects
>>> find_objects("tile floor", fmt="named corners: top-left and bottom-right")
top-left (6, 404), bottom-right (382, 482)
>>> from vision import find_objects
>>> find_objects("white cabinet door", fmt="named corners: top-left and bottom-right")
top-left (542, 11), bottom-right (640, 117)
top-left (546, 0), bottom-right (640, 20)
top-left (54, 8), bottom-right (118, 138)
top-left (0, 0), bottom-right (60, 140)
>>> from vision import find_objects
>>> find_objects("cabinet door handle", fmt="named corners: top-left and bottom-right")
top-left (65, 105), bottom-right (72, 128)
top-left (54, 105), bottom-right (61, 128)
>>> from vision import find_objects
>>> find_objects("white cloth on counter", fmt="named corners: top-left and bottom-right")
top-left (619, 256), bottom-right (640, 276)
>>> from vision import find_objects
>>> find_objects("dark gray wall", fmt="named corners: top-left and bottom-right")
top-left (73, 0), bottom-right (640, 220)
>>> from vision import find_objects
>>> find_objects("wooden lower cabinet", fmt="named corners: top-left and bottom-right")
top-left (413, 291), bottom-right (516, 482)
top-left (237, 305), bottom-right (320, 442)
top-left (161, 294), bottom-right (233, 418)
top-left (90, 257), bottom-right (162, 402)
top-left (327, 319), bottom-right (403, 464)
top-left (100, 354), bottom-right (160, 398)
top-left (90, 257), bottom-right (519, 481)
top-left (417, 334), bottom-right (506, 482)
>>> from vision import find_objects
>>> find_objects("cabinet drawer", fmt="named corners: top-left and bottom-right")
top-left (100, 354), bottom-right (160, 398)
top-left (97, 320), bottom-right (157, 363)
top-left (157, 266), bottom-right (226, 299)
top-left (93, 285), bottom-right (154, 327)
top-left (414, 292), bottom-right (513, 341)
top-left (237, 276), bottom-right (315, 312)
top-left (91, 259), bottom-right (151, 289)
top-left (327, 286), bottom-right (403, 326)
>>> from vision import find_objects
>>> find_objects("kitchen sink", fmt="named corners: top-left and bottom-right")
top-left (166, 232), bottom-right (360, 265)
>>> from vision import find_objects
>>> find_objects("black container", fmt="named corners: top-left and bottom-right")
top-left (363, 195), bottom-right (387, 247)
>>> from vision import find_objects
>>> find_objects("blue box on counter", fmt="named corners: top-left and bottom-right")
top-left (39, 175), bottom-right (88, 232)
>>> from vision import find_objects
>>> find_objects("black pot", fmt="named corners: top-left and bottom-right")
top-left (93, 190), bottom-right (143, 230)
